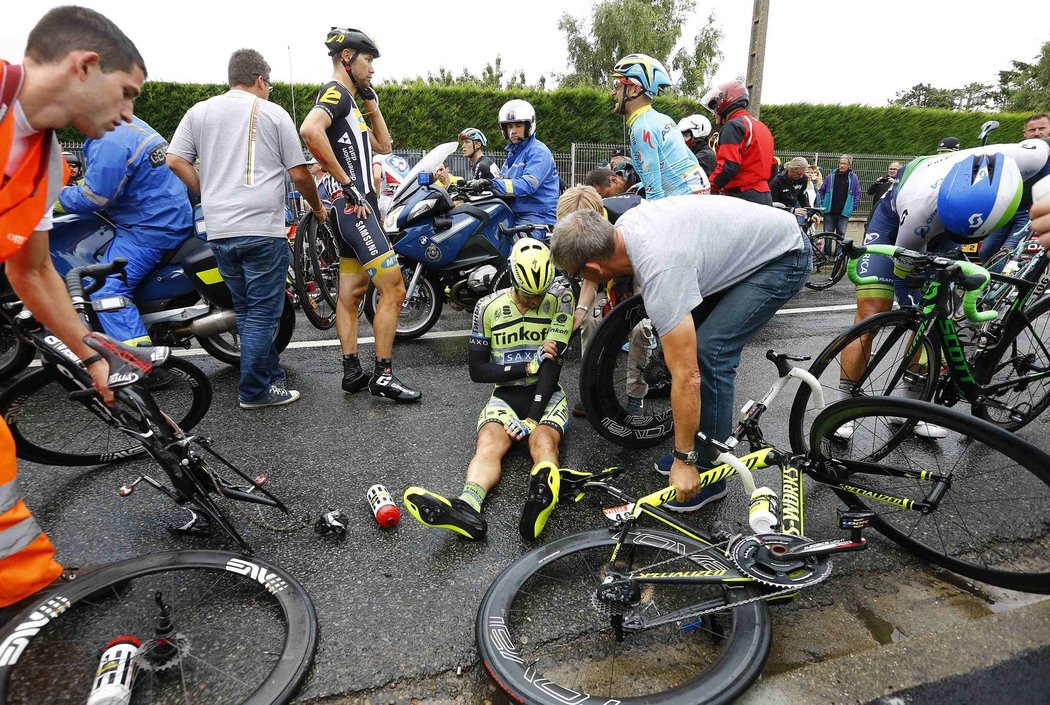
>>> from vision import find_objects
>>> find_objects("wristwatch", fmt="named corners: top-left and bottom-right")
top-left (672, 449), bottom-right (699, 465)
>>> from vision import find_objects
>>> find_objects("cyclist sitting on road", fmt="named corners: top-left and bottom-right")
top-left (678, 113), bottom-right (716, 177)
top-left (465, 100), bottom-right (559, 227)
top-left (459, 127), bottom-right (501, 182)
top-left (404, 239), bottom-right (581, 541)
top-left (610, 53), bottom-right (709, 200)
top-left (58, 116), bottom-right (194, 347)
top-left (551, 196), bottom-right (810, 512)
top-left (844, 139), bottom-right (1050, 438)
top-left (299, 27), bottom-right (420, 403)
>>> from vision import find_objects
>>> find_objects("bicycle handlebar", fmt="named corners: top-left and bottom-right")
top-left (66, 259), bottom-right (128, 301)
top-left (844, 243), bottom-right (997, 323)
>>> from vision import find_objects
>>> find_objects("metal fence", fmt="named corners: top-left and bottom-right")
top-left (61, 139), bottom-right (912, 218)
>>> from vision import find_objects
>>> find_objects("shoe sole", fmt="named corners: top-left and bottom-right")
top-left (664, 485), bottom-right (729, 513)
top-left (239, 392), bottom-right (301, 409)
top-left (520, 466), bottom-right (560, 540)
top-left (403, 488), bottom-right (483, 540)
top-left (369, 386), bottom-right (423, 403)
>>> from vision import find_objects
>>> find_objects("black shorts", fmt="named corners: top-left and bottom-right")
top-left (330, 193), bottom-right (397, 277)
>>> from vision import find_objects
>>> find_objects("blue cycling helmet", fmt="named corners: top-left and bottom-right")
top-left (937, 153), bottom-right (1023, 243)
top-left (611, 53), bottom-right (673, 98)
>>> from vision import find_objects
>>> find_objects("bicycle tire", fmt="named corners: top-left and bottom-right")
top-left (788, 309), bottom-right (938, 457)
top-left (809, 396), bottom-right (1050, 593)
top-left (972, 294), bottom-right (1050, 430)
top-left (477, 528), bottom-right (772, 705)
top-left (804, 233), bottom-right (847, 291)
top-left (305, 216), bottom-right (340, 311)
top-left (0, 356), bottom-right (212, 466)
top-left (579, 294), bottom-right (674, 448)
top-left (0, 550), bottom-right (318, 705)
top-left (292, 230), bottom-right (336, 330)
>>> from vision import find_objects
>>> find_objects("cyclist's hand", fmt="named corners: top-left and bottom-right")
top-left (540, 339), bottom-right (559, 361)
top-left (793, 208), bottom-right (806, 217)
top-left (86, 358), bottom-right (114, 406)
top-left (669, 460), bottom-right (700, 504)
top-left (341, 182), bottom-right (370, 219)
top-left (312, 206), bottom-right (329, 225)
top-left (505, 417), bottom-right (537, 441)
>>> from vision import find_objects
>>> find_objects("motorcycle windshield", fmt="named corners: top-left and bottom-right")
top-left (392, 142), bottom-right (459, 203)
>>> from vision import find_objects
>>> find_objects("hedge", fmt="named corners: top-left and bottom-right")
top-left (58, 82), bottom-right (1033, 156)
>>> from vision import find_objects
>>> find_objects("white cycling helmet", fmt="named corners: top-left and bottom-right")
top-left (498, 99), bottom-right (537, 140)
top-left (677, 114), bottom-right (712, 141)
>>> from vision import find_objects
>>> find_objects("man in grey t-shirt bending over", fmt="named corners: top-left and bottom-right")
top-left (167, 49), bottom-right (326, 409)
top-left (551, 196), bottom-right (810, 511)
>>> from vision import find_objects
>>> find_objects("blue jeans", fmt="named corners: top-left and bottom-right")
top-left (823, 214), bottom-right (850, 237)
top-left (210, 236), bottom-right (290, 403)
top-left (695, 237), bottom-right (812, 456)
top-left (980, 209), bottom-right (1030, 268)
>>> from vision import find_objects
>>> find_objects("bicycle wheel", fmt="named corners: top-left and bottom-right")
top-left (477, 528), bottom-right (772, 705)
top-left (788, 310), bottom-right (938, 457)
top-left (579, 294), bottom-right (674, 448)
top-left (0, 356), bottom-right (212, 466)
top-left (0, 550), bottom-right (318, 705)
top-left (362, 262), bottom-right (444, 340)
top-left (805, 233), bottom-right (847, 290)
top-left (809, 396), bottom-right (1050, 593)
top-left (306, 217), bottom-right (340, 311)
top-left (292, 230), bottom-right (336, 330)
top-left (972, 294), bottom-right (1050, 430)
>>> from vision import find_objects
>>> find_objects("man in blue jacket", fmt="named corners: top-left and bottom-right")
top-left (817, 154), bottom-right (862, 237)
top-left (59, 116), bottom-right (194, 344)
top-left (468, 99), bottom-right (559, 226)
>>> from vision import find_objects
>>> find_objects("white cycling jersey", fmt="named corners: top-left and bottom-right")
top-left (888, 139), bottom-right (1050, 250)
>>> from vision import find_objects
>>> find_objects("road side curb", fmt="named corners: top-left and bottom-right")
top-left (736, 597), bottom-right (1050, 705)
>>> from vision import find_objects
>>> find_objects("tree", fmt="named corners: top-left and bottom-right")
top-left (385, 55), bottom-right (545, 91)
top-left (890, 83), bottom-right (958, 110)
top-left (558, 0), bottom-right (722, 95)
top-left (998, 40), bottom-right (1050, 113)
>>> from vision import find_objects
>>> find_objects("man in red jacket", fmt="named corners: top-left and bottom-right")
top-left (700, 80), bottom-right (775, 205)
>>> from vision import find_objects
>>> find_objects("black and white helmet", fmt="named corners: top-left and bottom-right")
top-left (325, 27), bottom-right (380, 58)
top-left (498, 99), bottom-right (537, 140)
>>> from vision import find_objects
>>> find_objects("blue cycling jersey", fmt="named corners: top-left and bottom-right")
top-left (627, 105), bottom-right (710, 200)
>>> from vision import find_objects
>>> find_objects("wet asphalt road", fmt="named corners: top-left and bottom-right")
top-left (11, 280), bottom-right (1050, 702)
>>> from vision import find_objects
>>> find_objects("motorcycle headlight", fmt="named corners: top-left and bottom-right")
top-left (408, 196), bottom-right (444, 224)
top-left (384, 205), bottom-right (405, 232)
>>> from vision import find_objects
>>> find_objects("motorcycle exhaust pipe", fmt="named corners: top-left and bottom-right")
top-left (186, 309), bottom-right (238, 338)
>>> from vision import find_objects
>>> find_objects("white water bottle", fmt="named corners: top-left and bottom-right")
top-left (748, 487), bottom-right (780, 534)
top-left (87, 636), bottom-right (141, 705)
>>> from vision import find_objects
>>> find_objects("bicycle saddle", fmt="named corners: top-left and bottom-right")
top-left (83, 331), bottom-right (172, 388)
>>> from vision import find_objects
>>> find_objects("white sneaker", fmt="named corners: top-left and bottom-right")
top-left (888, 417), bottom-right (947, 439)
top-left (834, 420), bottom-right (855, 440)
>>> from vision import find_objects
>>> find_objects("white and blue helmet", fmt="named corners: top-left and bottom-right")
top-left (611, 53), bottom-right (673, 98)
top-left (938, 153), bottom-right (1023, 243)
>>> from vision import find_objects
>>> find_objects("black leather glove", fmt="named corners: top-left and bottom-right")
top-left (467, 179), bottom-right (493, 192)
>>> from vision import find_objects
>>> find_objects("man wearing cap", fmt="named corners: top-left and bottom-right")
top-left (768, 156), bottom-right (812, 223)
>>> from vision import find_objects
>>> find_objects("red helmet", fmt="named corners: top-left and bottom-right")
top-left (700, 80), bottom-right (750, 118)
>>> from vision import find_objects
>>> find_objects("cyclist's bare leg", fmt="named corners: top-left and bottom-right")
top-left (840, 295), bottom-right (893, 385)
top-left (370, 266), bottom-right (407, 360)
top-left (336, 271), bottom-right (369, 355)
top-left (528, 425), bottom-right (560, 468)
top-left (465, 422), bottom-right (514, 492)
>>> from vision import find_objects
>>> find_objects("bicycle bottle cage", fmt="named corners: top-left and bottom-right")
top-left (83, 331), bottom-right (171, 388)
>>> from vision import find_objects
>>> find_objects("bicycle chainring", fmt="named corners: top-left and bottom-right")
top-left (729, 534), bottom-right (832, 589)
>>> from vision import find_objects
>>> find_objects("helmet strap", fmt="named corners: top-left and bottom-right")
top-left (342, 50), bottom-right (360, 84)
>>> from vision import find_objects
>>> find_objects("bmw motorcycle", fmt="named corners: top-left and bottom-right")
top-left (0, 208), bottom-right (296, 378)
top-left (362, 142), bottom-right (525, 340)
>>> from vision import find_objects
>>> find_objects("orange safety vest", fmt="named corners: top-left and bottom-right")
top-left (0, 60), bottom-right (67, 608)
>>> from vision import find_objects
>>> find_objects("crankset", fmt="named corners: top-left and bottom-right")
top-left (728, 534), bottom-right (833, 589)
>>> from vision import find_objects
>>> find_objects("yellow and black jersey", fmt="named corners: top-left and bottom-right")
top-left (311, 81), bottom-right (374, 198)
top-left (469, 284), bottom-right (574, 387)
